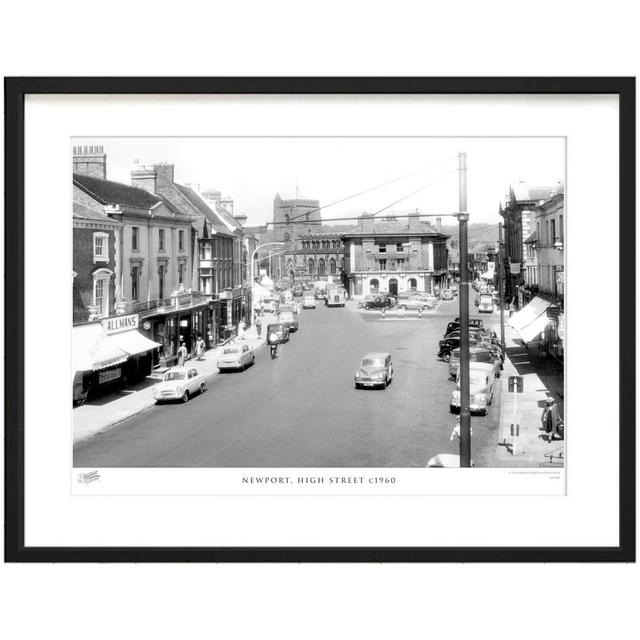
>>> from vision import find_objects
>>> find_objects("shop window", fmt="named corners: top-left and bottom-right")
top-left (131, 226), bottom-right (139, 251)
top-left (93, 232), bottom-right (109, 263)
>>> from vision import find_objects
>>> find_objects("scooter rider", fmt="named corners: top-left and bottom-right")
top-left (268, 330), bottom-right (279, 358)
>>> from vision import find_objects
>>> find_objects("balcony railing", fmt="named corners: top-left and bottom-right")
top-left (126, 292), bottom-right (208, 314)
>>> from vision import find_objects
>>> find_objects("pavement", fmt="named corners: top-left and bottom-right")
top-left (491, 315), bottom-right (565, 467)
top-left (73, 324), bottom-right (267, 444)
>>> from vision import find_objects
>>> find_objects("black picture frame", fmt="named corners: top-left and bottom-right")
top-left (4, 77), bottom-right (635, 563)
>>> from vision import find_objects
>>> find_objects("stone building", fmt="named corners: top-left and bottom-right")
top-left (499, 182), bottom-right (559, 307)
top-left (341, 212), bottom-right (449, 297)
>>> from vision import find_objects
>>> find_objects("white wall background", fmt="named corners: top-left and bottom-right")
top-left (1, 2), bottom-right (638, 640)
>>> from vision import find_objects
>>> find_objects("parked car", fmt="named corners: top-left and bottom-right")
top-left (410, 292), bottom-right (437, 304)
top-left (278, 310), bottom-right (299, 332)
top-left (255, 297), bottom-right (276, 313)
top-left (217, 343), bottom-right (255, 372)
top-left (314, 288), bottom-right (327, 300)
top-left (266, 323), bottom-right (290, 343)
top-left (441, 289), bottom-right (455, 301)
top-left (445, 319), bottom-right (485, 336)
top-left (302, 295), bottom-right (316, 309)
top-left (153, 366), bottom-right (207, 403)
top-left (448, 346), bottom-right (501, 379)
top-left (364, 295), bottom-right (395, 310)
top-left (450, 362), bottom-right (496, 415)
top-left (438, 335), bottom-right (482, 362)
top-left (354, 352), bottom-right (394, 389)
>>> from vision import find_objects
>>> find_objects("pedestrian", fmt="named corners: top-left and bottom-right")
top-left (541, 398), bottom-right (561, 442)
top-left (259, 300), bottom-right (264, 315)
top-left (238, 320), bottom-right (246, 341)
top-left (177, 341), bottom-right (187, 367)
top-left (508, 299), bottom-right (515, 317)
top-left (255, 316), bottom-right (262, 339)
top-left (418, 307), bottom-right (423, 320)
top-left (195, 335), bottom-right (204, 361)
top-left (398, 305), bottom-right (405, 318)
top-left (381, 307), bottom-right (386, 319)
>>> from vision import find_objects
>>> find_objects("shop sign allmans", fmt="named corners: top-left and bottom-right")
top-left (102, 314), bottom-right (139, 335)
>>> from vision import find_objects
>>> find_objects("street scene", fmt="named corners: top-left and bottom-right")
top-left (72, 138), bottom-right (565, 469)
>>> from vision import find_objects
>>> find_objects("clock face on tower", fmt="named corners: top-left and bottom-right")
top-left (284, 232), bottom-right (291, 242)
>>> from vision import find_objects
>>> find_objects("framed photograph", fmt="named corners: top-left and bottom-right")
top-left (5, 77), bottom-right (635, 562)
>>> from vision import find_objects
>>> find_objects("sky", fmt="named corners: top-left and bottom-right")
top-left (74, 137), bottom-right (565, 229)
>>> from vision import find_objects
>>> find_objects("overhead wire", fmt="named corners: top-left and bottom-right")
top-left (284, 155), bottom-right (457, 223)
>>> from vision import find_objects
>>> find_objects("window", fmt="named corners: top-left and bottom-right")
top-left (396, 258), bottom-right (405, 270)
top-left (329, 258), bottom-right (336, 275)
top-left (378, 245), bottom-right (386, 253)
top-left (199, 268), bottom-right (213, 294)
top-left (307, 258), bottom-right (315, 275)
top-left (396, 243), bottom-right (403, 252)
top-left (93, 232), bottom-right (108, 263)
top-left (131, 266), bottom-right (139, 300)
top-left (559, 215), bottom-right (564, 240)
top-left (159, 229), bottom-right (165, 251)
top-left (131, 226), bottom-right (139, 251)
top-left (285, 214), bottom-right (290, 224)
top-left (550, 219), bottom-right (556, 243)
top-left (178, 263), bottom-right (185, 287)
top-left (379, 259), bottom-right (387, 271)
top-left (318, 258), bottom-right (325, 276)
top-left (179, 229), bottom-right (185, 251)
top-left (158, 267), bottom-right (165, 299)
top-left (92, 268), bottom-right (112, 318)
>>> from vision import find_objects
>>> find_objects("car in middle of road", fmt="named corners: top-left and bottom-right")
top-left (302, 295), bottom-right (316, 309)
top-left (364, 295), bottom-right (395, 310)
top-left (354, 352), bottom-right (394, 389)
top-left (441, 289), bottom-right (455, 301)
top-left (396, 296), bottom-right (433, 312)
top-left (217, 343), bottom-right (256, 372)
top-left (266, 322), bottom-right (290, 343)
top-left (278, 310), bottom-right (299, 332)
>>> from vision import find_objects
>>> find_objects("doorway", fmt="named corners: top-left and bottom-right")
top-left (389, 278), bottom-right (398, 296)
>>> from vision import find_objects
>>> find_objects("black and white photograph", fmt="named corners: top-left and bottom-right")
top-left (71, 136), bottom-right (566, 472)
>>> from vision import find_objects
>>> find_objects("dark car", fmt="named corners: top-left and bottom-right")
top-left (314, 288), bottom-right (327, 300)
top-left (266, 323), bottom-right (290, 344)
top-left (364, 295), bottom-right (395, 310)
top-left (278, 310), bottom-right (299, 332)
top-left (293, 284), bottom-right (303, 297)
top-left (438, 335), bottom-right (481, 362)
top-left (445, 319), bottom-right (484, 336)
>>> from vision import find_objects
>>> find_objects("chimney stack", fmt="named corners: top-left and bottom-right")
top-left (220, 197), bottom-right (234, 216)
top-left (73, 145), bottom-right (107, 179)
top-left (436, 216), bottom-right (442, 232)
top-left (131, 164), bottom-right (158, 194)
top-left (234, 213), bottom-right (248, 226)
top-left (359, 212), bottom-right (374, 233)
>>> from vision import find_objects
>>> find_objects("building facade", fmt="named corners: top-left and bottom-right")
top-left (73, 201), bottom-right (121, 323)
top-left (500, 182), bottom-right (558, 307)
top-left (341, 213), bottom-right (449, 297)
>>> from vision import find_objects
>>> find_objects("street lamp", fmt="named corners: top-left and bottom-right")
top-left (250, 242), bottom-right (285, 289)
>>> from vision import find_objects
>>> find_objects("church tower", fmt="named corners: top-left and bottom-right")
top-left (273, 193), bottom-right (321, 245)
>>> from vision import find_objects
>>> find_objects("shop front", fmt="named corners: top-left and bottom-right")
top-left (139, 295), bottom-right (209, 366)
top-left (72, 313), bottom-right (160, 404)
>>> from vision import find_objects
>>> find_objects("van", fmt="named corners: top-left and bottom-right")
top-left (478, 294), bottom-right (494, 313)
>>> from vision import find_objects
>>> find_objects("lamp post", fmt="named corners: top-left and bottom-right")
top-left (251, 242), bottom-right (285, 289)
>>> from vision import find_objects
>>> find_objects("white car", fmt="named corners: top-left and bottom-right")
top-left (153, 366), bottom-right (207, 403)
top-left (449, 362), bottom-right (495, 415)
top-left (302, 295), bottom-right (316, 309)
top-left (217, 343), bottom-right (255, 371)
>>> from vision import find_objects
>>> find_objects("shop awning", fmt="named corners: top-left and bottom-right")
top-left (73, 323), bottom-right (128, 373)
top-left (73, 323), bottom-right (160, 374)
top-left (112, 329), bottom-right (161, 357)
top-left (508, 296), bottom-right (551, 342)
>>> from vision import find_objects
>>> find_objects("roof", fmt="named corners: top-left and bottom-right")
top-left (73, 173), bottom-right (161, 209)
top-left (174, 184), bottom-right (233, 236)
top-left (341, 221), bottom-right (447, 238)
top-left (509, 183), bottom-right (558, 205)
top-left (524, 230), bottom-right (537, 244)
top-left (73, 201), bottom-right (120, 224)
top-left (362, 352), bottom-right (390, 359)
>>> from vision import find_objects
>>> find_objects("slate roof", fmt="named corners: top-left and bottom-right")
top-left (173, 184), bottom-right (232, 236)
top-left (73, 173), bottom-right (161, 209)
top-left (73, 201), bottom-right (121, 224)
top-left (511, 183), bottom-right (557, 204)
top-left (341, 220), bottom-right (448, 238)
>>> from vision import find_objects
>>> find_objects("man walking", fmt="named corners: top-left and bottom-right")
top-left (177, 341), bottom-right (187, 367)
top-left (255, 316), bottom-right (262, 339)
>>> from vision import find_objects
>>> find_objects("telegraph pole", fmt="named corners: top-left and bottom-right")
top-left (457, 152), bottom-right (472, 467)
top-left (498, 222), bottom-right (506, 350)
